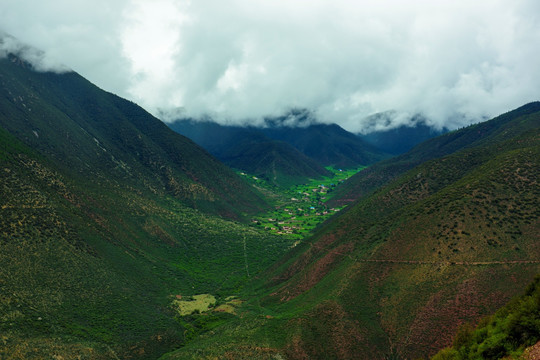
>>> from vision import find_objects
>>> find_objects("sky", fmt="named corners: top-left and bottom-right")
top-left (1, 0), bottom-right (540, 133)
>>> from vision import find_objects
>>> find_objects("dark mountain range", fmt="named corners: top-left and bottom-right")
top-left (163, 103), bottom-right (540, 359)
top-left (168, 115), bottom-right (387, 186)
top-left (358, 120), bottom-right (448, 155)
top-left (260, 121), bottom-right (387, 168)
top-left (0, 52), bottom-right (295, 358)
top-left (168, 120), bottom-right (331, 187)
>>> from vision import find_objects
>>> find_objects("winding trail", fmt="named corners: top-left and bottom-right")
top-left (355, 259), bottom-right (540, 266)
top-left (308, 242), bottom-right (540, 266)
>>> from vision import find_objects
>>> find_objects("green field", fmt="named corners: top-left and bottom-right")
top-left (239, 167), bottom-right (365, 239)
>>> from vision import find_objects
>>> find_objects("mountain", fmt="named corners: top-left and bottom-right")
top-left (168, 120), bottom-right (331, 187)
top-left (168, 114), bottom-right (387, 186)
top-left (162, 103), bottom-right (540, 359)
top-left (223, 139), bottom-right (332, 188)
top-left (0, 49), bottom-right (294, 359)
top-left (329, 102), bottom-right (540, 207)
top-left (0, 53), bottom-right (267, 218)
top-left (261, 123), bottom-right (386, 168)
top-left (260, 112), bottom-right (388, 168)
top-left (358, 119), bottom-right (448, 155)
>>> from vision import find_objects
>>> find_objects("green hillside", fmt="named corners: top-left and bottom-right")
top-left (0, 54), bottom-right (294, 359)
top-left (433, 275), bottom-right (540, 359)
top-left (0, 54), bottom-right (266, 218)
top-left (162, 104), bottom-right (540, 359)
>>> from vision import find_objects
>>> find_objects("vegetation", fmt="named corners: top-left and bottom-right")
top-left (241, 166), bottom-right (364, 238)
top-left (433, 276), bottom-right (540, 359)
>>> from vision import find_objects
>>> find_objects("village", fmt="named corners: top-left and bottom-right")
top-left (240, 167), bottom-right (364, 239)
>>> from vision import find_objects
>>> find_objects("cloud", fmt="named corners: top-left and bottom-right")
top-left (0, 0), bottom-right (131, 96)
top-left (120, 0), bottom-right (187, 109)
top-left (2, 0), bottom-right (540, 132)
top-left (0, 32), bottom-right (71, 73)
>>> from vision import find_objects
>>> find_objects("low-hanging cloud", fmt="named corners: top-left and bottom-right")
top-left (0, 32), bottom-right (71, 73)
top-left (0, 0), bottom-right (132, 96)
top-left (2, 0), bottom-right (540, 132)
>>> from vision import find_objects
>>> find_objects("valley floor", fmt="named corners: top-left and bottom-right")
top-left (240, 166), bottom-right (365, 239)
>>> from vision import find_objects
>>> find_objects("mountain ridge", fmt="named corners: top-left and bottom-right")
top-left (329, 101), bottom-right (540, 207)
top-left (167, 119), bottom-right (331, 187)
top-left (260, 121), bottom-right (387, 168)
top-left (0, 54), bottom-right (267, 217)
top-left (358, 120), bottom-right (448, 155)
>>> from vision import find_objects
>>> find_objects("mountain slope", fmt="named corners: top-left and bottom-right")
top-left (0, 54), bottom-right (266, 218)
top-left (168, 120), bottom-right (331, 187)
top-left (0, 50), bottom-right (294, 359)
top-left (162, 103), bottom-right (540, 359)
top-left (433, 275), bottom-right (540, 359)
top-left (330, 102), bottom-right (540, 207)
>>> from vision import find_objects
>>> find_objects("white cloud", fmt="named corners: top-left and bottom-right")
top-left (0, 0), bottom-right (131, 95)
top-left (120, 0), bottom-right (187, 107)
top-left (0, 33), bottom-right (71, 73)
top-left (1, 0), bottom-right (539, 132)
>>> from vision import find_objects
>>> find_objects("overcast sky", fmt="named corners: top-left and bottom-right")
top-left (1, 0), bottom-right (539, 132)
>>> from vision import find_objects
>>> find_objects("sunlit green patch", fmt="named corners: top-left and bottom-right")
top-left (172, 294), bottom-right (217, 316)
top-left (239, 166), bottom-right (366, 239)
top-left (213, 297), bottom-right (244, 315)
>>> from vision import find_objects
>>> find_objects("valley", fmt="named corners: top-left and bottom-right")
top-left (0, 40), bottom-right (538, 360)
top-left (162, 104), bottom-right (540, 359)
top-left (241, 166), bottom-right (365, 238)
